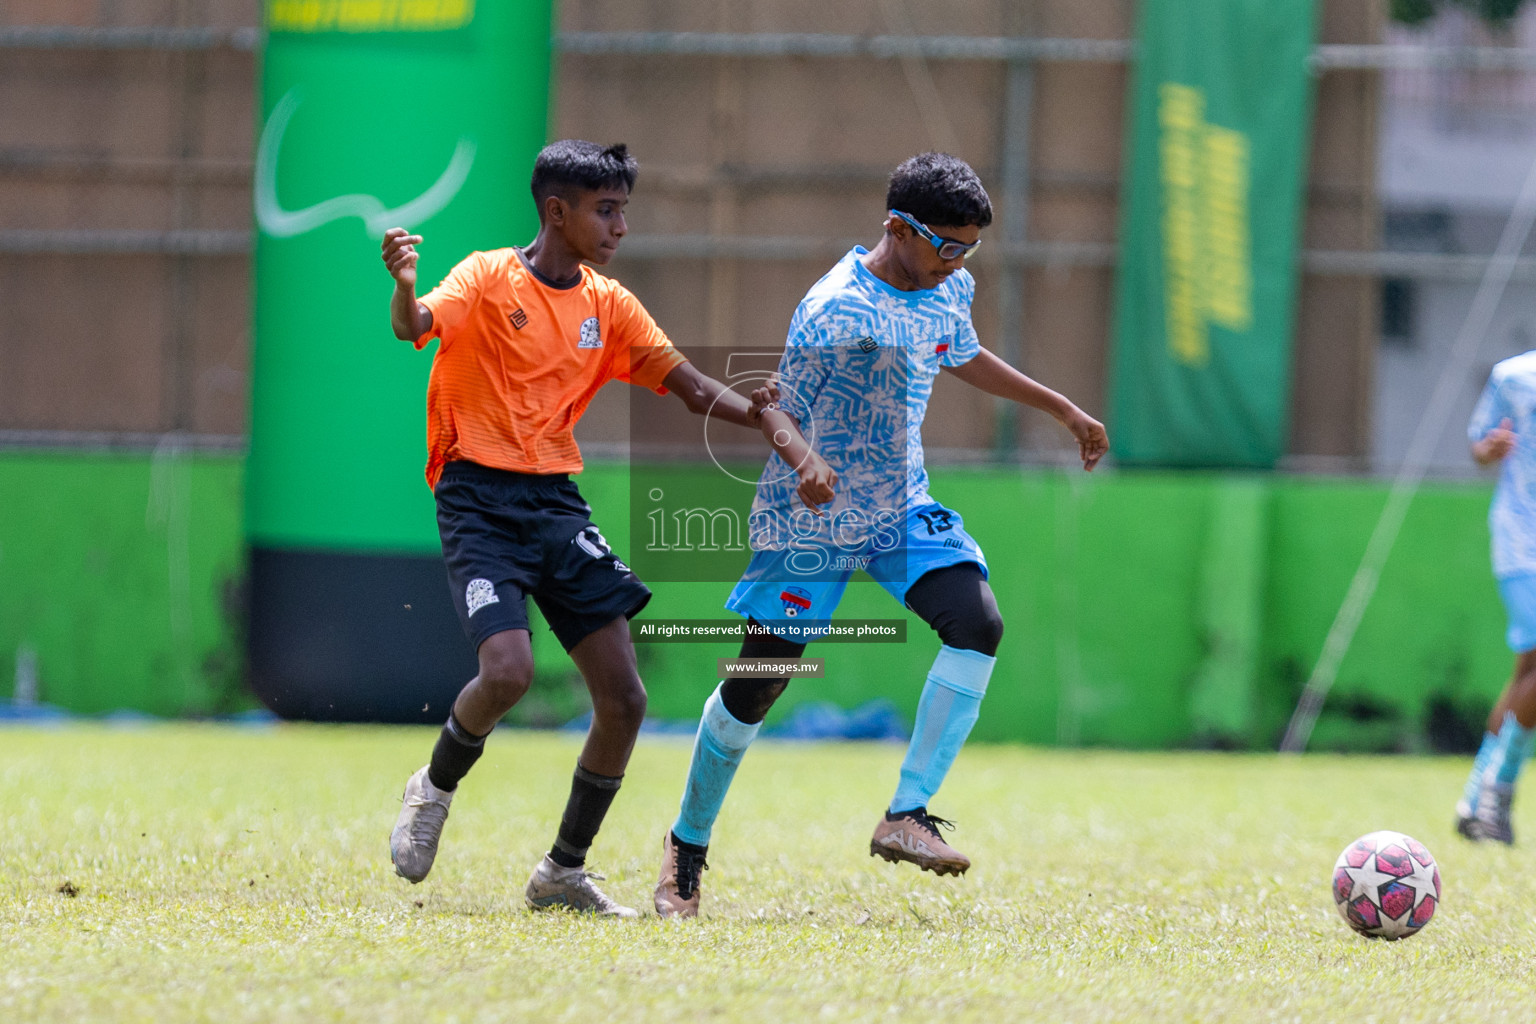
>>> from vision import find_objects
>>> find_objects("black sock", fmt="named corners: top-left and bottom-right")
top-left (670, 831), bottom-right (707, 856)
top-left (548, 763), bottom-right (623, 868)
top-left (426, 711), bottom-right (487, 792)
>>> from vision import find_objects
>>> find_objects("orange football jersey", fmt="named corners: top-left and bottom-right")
top-left (415, 247), bottom-right (687, 487)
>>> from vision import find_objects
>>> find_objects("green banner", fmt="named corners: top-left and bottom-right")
top-left (1109, 0), bottom-right (1316, 468)
top-left (248, 0), bottom-right (552, 553)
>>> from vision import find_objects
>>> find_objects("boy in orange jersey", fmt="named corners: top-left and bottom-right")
top-left (379, 140), bottom-right (834, 916)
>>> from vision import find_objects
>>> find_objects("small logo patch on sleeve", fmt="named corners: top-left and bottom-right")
top-left (465, 578), bottom-right (500, 617)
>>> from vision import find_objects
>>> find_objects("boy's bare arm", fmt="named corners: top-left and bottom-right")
top-left (758, 406), bottom-right (837, 514)
top-left (1474, 417), bottom-right (1517, 466)
top-left (661, 362), bottom-right (763, 427)
top-left (659, 364), bottom-right (835, 512)
top-left (944, 348), bottom-right (1109, 471)
top-left (381, 227), bottom-right (434, 341)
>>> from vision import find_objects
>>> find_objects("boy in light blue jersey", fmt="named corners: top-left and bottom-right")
top-left (653, 153), bottom-right (1109, 917)
top-left (1457, 351), bottom-right (1536, 844)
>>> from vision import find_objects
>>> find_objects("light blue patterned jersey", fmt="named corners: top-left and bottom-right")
top-left (1471, 350), bottom-right (1536, 578)
top-left (749, 247), bottom-right (980, 548)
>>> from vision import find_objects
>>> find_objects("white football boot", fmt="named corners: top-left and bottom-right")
top-left (390, 766), bottom-right (454, 882)
top-left (524, 855), bottom-right (639, 918)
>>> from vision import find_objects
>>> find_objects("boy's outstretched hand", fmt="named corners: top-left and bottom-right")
top-left (382, 227), bottom-right (423, 288)
top-left (1065, 409), bottom-right (1109, 471)
top-left (755, 393), bottom-right (838, 514)
top-left (794, 452), bottom-right (838, 514)
top-left (1475, 417), bottom-right (1517, 466)
top-left (747, 380), bottom-right (781, 427)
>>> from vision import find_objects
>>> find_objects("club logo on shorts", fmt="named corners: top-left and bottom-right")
top-left (465, 578), bottom-right (500, 617)
top-left (578, 316), bottom-right (603, 349)
top-left (780, 586), bottom-right (813, 617)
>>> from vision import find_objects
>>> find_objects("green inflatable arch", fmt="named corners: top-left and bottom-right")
top-left (248, 1), bottom-right (552, 721)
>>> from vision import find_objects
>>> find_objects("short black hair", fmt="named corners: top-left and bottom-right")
top-left (886, 152), bottom-right (993, 229)
top-left (530, 140), bottom-right (638, 210)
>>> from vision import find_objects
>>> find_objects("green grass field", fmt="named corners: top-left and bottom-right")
top-left (2, 725), bottom-right (1534, 1022)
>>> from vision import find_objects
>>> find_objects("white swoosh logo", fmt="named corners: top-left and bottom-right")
top-left (255, 88), bottom-right (475, 238)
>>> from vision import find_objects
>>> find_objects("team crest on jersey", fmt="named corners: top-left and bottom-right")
top-left (578, 316), bottom-right (603, 348)
top-left (465, 578), bottom-right (500, 617)
top-left (779, 586), bottom-right (813, 617)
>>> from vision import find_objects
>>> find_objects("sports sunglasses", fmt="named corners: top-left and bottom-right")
top-left (889, 209), bottom-right (982, 261)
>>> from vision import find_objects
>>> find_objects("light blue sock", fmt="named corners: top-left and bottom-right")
top-left (1490, 710), bottom-right (1536, 787)
top-left (1462, 731), bottom-right (1499, 812)
top-left (890, 646), bottom-right (996, 814)
top-left (671, 684), bottom-right (760, 847)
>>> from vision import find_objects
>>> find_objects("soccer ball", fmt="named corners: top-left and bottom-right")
top-left (1331, 830), bottom-right (1441, 940)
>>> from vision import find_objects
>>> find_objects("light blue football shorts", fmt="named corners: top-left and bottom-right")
top-left (724, 500), bottom-right (988, 642)
top-left (1499, 573), bottom-right (1536, 653)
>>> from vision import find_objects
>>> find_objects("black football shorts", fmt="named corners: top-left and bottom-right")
top-left (434, 461), bottom-right (652, 652)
